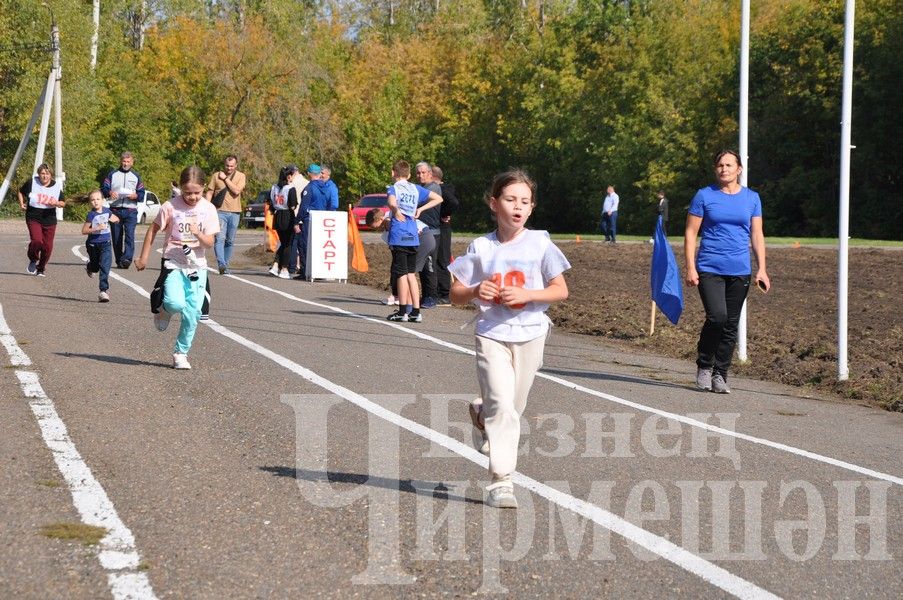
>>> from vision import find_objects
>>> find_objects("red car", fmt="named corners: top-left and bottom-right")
top-left (351, 193), bottom-right (390, 231)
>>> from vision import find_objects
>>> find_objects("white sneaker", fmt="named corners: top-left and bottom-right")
top-left (485, 481), bottom-right (518, 509)
top-left (154, 310), bottom-right (172, 332)
top-left (98, 291), bottom-right (110, 302)
top-left (172, 353), bottom-right (191, 370)
top-left (268, 264), bottom-right (279, 276)
top-left (278, 269), bottom-right (290, 279)
top-left (382, 295), bottom-right (399, 306)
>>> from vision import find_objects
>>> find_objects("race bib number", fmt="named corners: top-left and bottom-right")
top-left (273, 194), bottom-right (287, 210)
top-left (91, 213), bottom-right (110, 231)
top-left (490, 270), bottom-right (527, 309)
top-left (172, 212), bottom-right (200, 245)
top-left (28, 192), bottom-right (56, 209)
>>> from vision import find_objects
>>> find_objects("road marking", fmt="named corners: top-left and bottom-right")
top-left (0, 304), bottom-right (157, 600)
top-left (154, 254), bottom-right (903, 488)
top-left (70, 248), bottom-right (779, 599)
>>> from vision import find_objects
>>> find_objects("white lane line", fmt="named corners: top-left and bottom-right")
top-left (0, 305), bottom-right (157, 600)
top-left (168, 256), bottom-right (903, 488)
top-left (70, 248), bottom-right (779, 600)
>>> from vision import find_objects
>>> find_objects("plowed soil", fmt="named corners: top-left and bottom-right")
top-left (249, 240), bottom-right (903, 411)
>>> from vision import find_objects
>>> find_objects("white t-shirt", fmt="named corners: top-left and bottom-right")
top-left (449, 229), bottom-right (571, 342)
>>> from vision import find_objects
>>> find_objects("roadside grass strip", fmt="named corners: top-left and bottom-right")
top-left (0, 304), bottom-right (157, 600)
top-left (72, 247), bottom-right (780, 599)
top-left (135, 249), bottom-right (903, 489)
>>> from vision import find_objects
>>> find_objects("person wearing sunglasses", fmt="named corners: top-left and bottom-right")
top-left (684, 150), bottom-right (771, 394)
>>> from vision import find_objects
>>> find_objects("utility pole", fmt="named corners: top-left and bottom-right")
top-left (0, 5), bottom-right (64, 211)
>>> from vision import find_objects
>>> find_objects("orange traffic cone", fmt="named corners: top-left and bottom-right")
top-left (793, 241), bottom-right (801, 249)
top-left (576, 234), bottom-right (582, 243)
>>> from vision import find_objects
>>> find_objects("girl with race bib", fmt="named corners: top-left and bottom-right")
top-left (449, 169), bottom-right (570, 509)
top-left (268, 165), bottom-right (299, 279)
top-left (135, 166), bottom-right (220, 370)
top-left (17, 163), bottom-right (66, 276)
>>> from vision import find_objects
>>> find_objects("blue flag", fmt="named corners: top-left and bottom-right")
top-left (650, 216), bottom-right (683, 325)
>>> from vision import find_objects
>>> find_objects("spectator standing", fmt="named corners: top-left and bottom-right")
top-left (291, 164), bottom-right (332, 280)
top-left (432, 165), bottom-right (459, 306)
top-left (414, 161), bottom-right (442, 308)
top-left (385, 160), bottom-right (443, 322)
top-left (650, 190), bottom-right (669, 242)
top-left (268, 165), bottom-right (300, 279)
top-left (320, 165), bottom-right (340, 211)
top-left (684, 150), bottom-right (770, 394)
top-left (600, 185), bottom-right (619, 244)
top-left (18, 163), bottom-right (65, 276)
top-left (102, 151), bottom-right (145, 268)
top-left (206, 155), bottom-right (246, 274)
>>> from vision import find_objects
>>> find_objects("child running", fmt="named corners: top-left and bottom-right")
top-left (82, 189), bottom-right (120, 302)
top-left (449, 169), bottom-right (570, 509)
top-left (135, 166), bottom-right (220, 369)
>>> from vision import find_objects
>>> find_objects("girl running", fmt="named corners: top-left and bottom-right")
top-left (449, 169), bottom-right (570, 508)
top-left (135, 166), bottom-right (220, 369)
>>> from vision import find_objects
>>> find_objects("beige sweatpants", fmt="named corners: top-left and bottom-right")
top-left (475, 333), bottom-right (547, 481)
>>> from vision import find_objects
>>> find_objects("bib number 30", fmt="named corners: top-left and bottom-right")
top-left (489, 271), bottom-right (526, 309)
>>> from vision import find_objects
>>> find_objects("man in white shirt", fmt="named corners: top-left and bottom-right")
top-left (601, 185), bottom-right (620, 244)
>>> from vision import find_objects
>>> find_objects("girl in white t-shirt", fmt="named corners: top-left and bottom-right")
top-left (449, 170), bottom-right (570, 509)
top-left (135, 166), bottom-right (220, 370)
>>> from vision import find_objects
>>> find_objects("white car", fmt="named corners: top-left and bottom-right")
top-left (103, 190), bottom-right (161, 224)
top-left (137, 191), bottom-right (161, 224)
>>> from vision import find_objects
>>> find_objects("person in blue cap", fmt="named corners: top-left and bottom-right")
top-left (292, 164), bottom-right (335, 279)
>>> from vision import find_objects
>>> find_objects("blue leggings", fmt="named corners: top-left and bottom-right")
top-left (163, 269), bottom-right (207, 354)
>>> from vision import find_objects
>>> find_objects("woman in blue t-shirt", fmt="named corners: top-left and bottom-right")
top-left (684, 150), bottom-right (771, 394)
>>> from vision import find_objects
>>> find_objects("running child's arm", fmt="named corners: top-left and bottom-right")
top-left (189, 222), bottom-right (215, 249)
top-left (81, 220), bottom-right (93, 235)
top-left (134, 222), bottom-right (160, 271)
top-left (451, 277), bottom-right (501, 305)
top-left (498, 274), bottom-right (569, 307)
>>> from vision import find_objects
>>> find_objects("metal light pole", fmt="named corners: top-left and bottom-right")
top-left (0, 4), bottom-right (63, 210)
top-left (737, 0), bottom-right (751, 362)
top-left (837, 0), bottom-right (856, 381)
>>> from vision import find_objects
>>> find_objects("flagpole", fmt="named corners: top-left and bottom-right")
top-left (649, 301), bottom-right (656, 336)
top-left (837, 0), bottom-right (856, 381)
top-left (737, 0), bottom-right (751, 362)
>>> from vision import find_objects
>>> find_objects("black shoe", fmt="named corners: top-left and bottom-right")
top-left (387, 311), bottom-right (408, 322)
top-left (436, 297), bottom-right (451, 306)
top-left (120, 260), bottom-right (131, 269)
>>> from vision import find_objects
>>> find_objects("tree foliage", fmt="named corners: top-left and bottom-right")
top-left (0, 0), bottom-right (899, 239)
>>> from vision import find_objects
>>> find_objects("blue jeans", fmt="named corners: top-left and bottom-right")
top-left (110, 208), bottom-right (138, 264)
top-left (600, 211), bottom-right (618, 242)
top-left (163, 269), bottom-right (207, 355)
top-left (86, 241), bottom-right (112, 292)
top-left (214, 211), bottom-right (240, 268)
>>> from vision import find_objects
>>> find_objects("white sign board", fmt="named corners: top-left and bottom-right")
top-left (306, 210), bottom-right (348, 281)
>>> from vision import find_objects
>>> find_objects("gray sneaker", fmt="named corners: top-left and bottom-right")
top-left (486, 481), bottom-right (518, 509)
top-left (711, 373), bottom-right (731, 394)
top-left (696, 367), bottom-right (713, 391)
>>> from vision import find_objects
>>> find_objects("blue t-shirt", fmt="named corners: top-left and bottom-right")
top-left (688, 185), bottom-right (762, 276)
top-left (386, 180), bottom-right (430, 247)
top-left (85, 208), bottom-right (113, 244)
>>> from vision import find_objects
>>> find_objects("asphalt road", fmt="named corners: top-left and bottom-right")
top-left (1, 223), bottom-right (901, 599)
